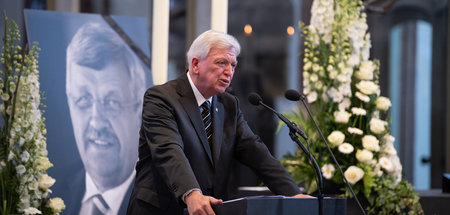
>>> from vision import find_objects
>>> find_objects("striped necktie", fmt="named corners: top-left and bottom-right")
top-left (201, 101), bottom-right (213, 147)
top-left (79, 194), bottom-right (110, 215)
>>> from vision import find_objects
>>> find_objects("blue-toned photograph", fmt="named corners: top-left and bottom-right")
top-left (25, 9), bottom-right (152, 215)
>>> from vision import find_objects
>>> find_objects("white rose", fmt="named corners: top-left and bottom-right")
top-left (333, 110), bottom-right (351, 124)
top-left (351, 107), bottom-right (367, 116)
top-left (383, 144), bottom-right (397, 155)
top-left (327, 131), bottom-right (345, 146)
top-left (321, 164), bottom-right (335, 180)
top-left (307, 91), bottom-right (318, 103)
top-left (38, 174), bottom-right (56, 191)
top-left (388, 155), bottom-right (403, 184)
top-left (376, 96), bottom-right (392, 111)
top-left (379, 156), bottom-right (394, 172)
top-left (383, 134), bottom-right (395, 145)
top-left (23, 207), bottom-right (41, 215)
top-left (355, 91), bottom-right (370, 102)
top-left (369, 118), bottom-right (387, 134)
top-left (355, 61), bottom-right (374, 80)
top-left (338, 143), bottom-right (354, 154)
top-left (338, 98), bottom-right (351, 110)
top-left (47, 197), bottom-right (66, 213)
top-left (362, 135), bottom-right (380, 151)
top-left (356, 81), bottom-right (379, 95)
top-left (348, 127), bottom-right (363, 135)
top-left (344, 166), bottom-right (364, 184)
top-left (356, 149), bottom-right (373, 164)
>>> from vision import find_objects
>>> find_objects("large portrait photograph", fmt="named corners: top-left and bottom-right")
top-left (24, 9), bottom-right (152, 215)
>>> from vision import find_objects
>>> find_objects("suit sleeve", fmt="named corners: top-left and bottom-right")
top-left (141, 88), bottom-right (200, 200)
top-left (232, 96), bottom-right (301, 196)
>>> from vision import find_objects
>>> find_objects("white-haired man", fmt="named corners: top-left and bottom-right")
top-left (127, 30), bottom-right (309, 215)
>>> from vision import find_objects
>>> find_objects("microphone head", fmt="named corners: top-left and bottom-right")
top-left (248, 93), bottom-right (263, 105)
top-left (285, 89), bottom-right (301, 101)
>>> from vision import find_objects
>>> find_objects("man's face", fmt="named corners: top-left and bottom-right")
top-left (192, 47), bottom-right (237, 98)
top-left (67, 60), bottom-right (139, 190)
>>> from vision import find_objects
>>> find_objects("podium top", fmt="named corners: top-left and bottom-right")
top-left (213, 196), bottom-right (346, 215)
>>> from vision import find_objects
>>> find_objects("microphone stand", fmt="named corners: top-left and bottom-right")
top-left (297, 95), bottom-right (367, 215)
top-left (256, 100), bottom-right (323, 215)
top-left (287, 124), bottom-right (324, 215)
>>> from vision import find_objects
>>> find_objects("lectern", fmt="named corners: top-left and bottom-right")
top-left (212, 196), bottom-right (346, 215)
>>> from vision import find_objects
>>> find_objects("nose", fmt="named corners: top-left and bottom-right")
top-left (88, 102), bottom-right (109, 130)
top-left (224, 63), bottom-right (234, 76)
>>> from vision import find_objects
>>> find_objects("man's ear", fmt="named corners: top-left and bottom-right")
top-left (191, 57), bottom-right (200, 74)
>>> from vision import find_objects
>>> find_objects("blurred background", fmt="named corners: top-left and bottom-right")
top-left (0, 0), bottom-right (448, 191)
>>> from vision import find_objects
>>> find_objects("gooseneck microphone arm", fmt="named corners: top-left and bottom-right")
top-left (248, 93), bottom-right (323, 215)
top-left (285, 89), bottom-right (368, 215)
top-left (248, 93), bottom-right (308, 140)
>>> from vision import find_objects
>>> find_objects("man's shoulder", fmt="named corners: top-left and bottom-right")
top-left (217, 91), bottom-right (239, 107)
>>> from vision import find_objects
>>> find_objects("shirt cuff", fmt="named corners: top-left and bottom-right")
top-left (182, 188), bottom-right (202, 203)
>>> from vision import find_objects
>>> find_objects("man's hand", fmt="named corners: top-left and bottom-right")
top-left (185, 190), bottom-right (223, 215)
top-left (291, 193), bottom-right (315, 198)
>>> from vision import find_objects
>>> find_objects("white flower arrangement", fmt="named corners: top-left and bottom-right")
top-left (0, 14), bottom-right (65, 215)
top-left (281, 0), bottom-right (423, 213)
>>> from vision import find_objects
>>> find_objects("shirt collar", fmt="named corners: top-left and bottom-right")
top-left (83, 169), bottom-right (136, 214)
top-left (187, 72), bottom-right (212, 107)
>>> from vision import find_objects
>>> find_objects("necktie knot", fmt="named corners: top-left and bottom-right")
top-left (201, 101), bottom-right (210, 112)
top-left (80, 194), bottom-right (110, 215)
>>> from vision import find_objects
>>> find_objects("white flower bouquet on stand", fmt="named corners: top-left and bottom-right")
top-left (281, 0), bottom-right (423, 214)
top-left (0, 14), bottom-right (65, 215)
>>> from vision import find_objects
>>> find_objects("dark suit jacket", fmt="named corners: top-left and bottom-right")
top-left (58, 166), bottom-right (133, 215)
top-left (126, 74), bottom-right (300, 215)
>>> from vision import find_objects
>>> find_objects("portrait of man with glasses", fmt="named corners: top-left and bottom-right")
top-left (65, 22), bottom-right (147, 215)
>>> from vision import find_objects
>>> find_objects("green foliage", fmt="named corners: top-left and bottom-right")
top-left (368, 177), bottom-right (423, 215)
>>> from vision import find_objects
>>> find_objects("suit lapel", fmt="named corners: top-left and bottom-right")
top-left (211, 96), bottom-right (223, 165)
top-left (177, 76), bottom-right (214, 166)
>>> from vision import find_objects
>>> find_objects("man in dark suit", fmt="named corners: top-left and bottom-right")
top-left (127, 30), bottom-right (309, 215)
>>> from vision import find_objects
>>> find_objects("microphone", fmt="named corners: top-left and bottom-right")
top-left (284, 89), bottom-right (305, 102)
top-left (248, 93), bottom-right (307, 140)
top-left (284, 89), bottom-right (367, 215)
